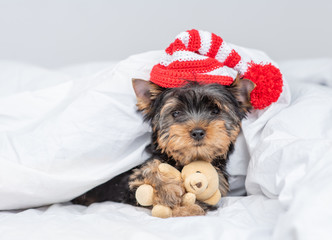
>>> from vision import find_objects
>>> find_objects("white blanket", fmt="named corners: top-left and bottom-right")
top-left (0, 51), bottom-right (332, 239)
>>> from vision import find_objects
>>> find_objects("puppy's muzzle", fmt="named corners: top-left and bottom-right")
top-left (190, 128), bottom-right (206, 141)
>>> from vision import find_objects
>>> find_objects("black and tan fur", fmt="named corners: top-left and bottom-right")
top-left (72, 76), bottom-right (254, 217)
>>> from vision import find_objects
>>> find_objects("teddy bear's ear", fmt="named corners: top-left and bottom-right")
top-left (228, 75), bottom-right (256, 111)
top-left (132, 79), bottom-right (163, 113)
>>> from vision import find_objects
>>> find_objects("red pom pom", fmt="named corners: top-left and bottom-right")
top-left (243, 62), bottom-right (283, 109)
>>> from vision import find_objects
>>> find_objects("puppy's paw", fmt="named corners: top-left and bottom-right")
top-left (172, 204), bottom-right (205, 217)
top-left (129, 159), bottom-right (184, 208)
top-left (154, 181), bottom-right (184, 207)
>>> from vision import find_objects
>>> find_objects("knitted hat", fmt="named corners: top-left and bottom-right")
top-left (150, 29), bottom-right (283, 109)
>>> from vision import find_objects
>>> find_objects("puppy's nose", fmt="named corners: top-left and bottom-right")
top-left (190, 128), bottom-right (206, 141)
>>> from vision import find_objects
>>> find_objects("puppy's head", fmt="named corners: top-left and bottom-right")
top-left (132, 77), bottom-right (254, 166)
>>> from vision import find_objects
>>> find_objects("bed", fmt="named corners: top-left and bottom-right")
top-left (0, 48), bottom-right (331, 240)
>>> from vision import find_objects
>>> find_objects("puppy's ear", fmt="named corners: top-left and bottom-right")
top-left (229, 75), bottom-right (256, 110)
top-left (132, 79), bottom-right (162, 112)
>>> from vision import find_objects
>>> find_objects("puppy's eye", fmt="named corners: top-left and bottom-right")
top-left (211, 108), bottom-right (220, 115)
top-left (172, 111), bottom-right (181, 118)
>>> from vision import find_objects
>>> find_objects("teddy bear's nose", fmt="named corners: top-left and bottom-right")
top-left (185, 173), bottom-right (208, 195)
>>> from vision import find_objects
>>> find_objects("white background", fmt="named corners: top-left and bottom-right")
top-left (0, 0), bottom-right (331, 68)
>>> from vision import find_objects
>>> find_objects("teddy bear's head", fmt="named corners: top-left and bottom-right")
top-left (181, 161), bottom-right (221, 205)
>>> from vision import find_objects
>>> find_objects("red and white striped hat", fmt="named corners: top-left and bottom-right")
top-left (150, 29), bottom-right (283, 109)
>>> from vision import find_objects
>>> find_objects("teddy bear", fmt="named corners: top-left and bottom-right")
top-left (135, 161), bottom-right (221, 218)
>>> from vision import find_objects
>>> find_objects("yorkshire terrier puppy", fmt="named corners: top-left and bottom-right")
top-left (72, 76), bottom-right (254, 217)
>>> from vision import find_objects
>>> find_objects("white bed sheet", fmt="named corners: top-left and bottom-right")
top-left (0, 52), bottom-right (332, 239)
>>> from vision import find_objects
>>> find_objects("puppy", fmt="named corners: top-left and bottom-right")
top-left (72, 76), bottom-right (254, 217)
